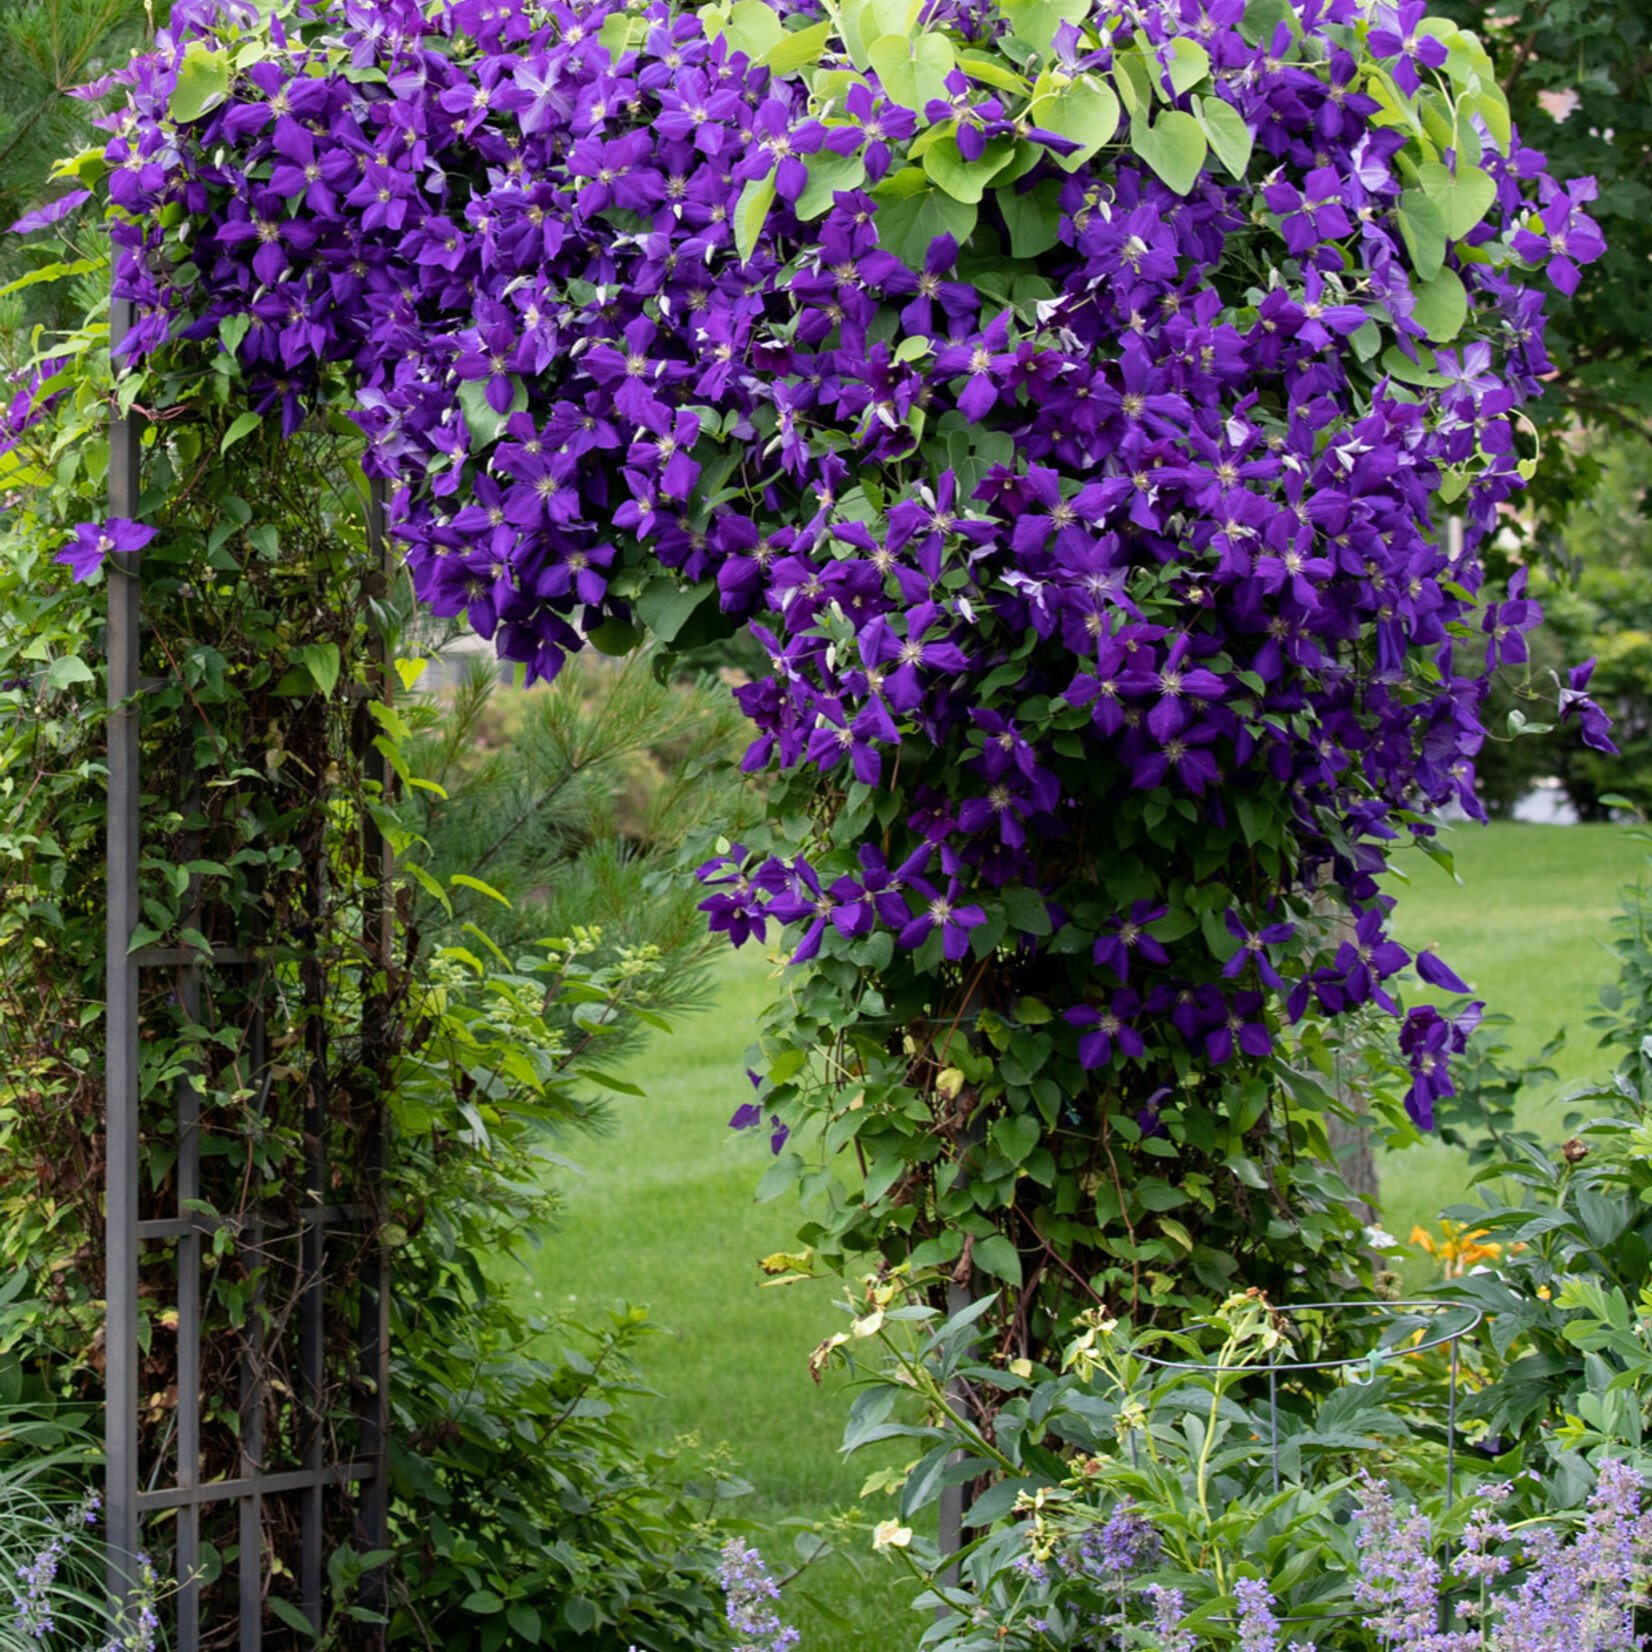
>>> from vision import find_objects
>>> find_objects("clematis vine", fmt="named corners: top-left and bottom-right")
top-left (67, 0), bottom-right (1613, 1313)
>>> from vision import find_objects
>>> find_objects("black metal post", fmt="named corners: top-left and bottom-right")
top-left (104, 292), bottom-right (144, 1627)
top-left (357, 475), bottom-right (393, 1634)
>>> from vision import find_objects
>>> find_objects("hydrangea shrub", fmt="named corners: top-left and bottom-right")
top-left (71, 0), bottom-right (1604, 1333)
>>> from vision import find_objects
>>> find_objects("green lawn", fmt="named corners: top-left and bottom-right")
top-left (517, 819), bottom-right (1647, 1647)
top-left (515, 947), bottom-right (920, 1651)
top-left (1380, 819), bottom-right (1645, 1243)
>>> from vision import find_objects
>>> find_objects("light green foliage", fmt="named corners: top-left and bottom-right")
top-left (0, 1397), bottom-right (105, 1652)
top-left (1436, 0), bottom-right (1652, 519)
top-left (1401, 826), bottom-right (1652, 1456)
top-left (404, 651), bottom-right (757, 1003)
top-left (385, 931), bottom-right (747, 1652)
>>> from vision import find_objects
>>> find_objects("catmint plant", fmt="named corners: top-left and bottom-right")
top-left (717, 1539), bottom-right (800, 1652)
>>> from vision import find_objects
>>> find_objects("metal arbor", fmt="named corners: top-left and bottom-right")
top-left (102, 295), bottom-right (394, 1647)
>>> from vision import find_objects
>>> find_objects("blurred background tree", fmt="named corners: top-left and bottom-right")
top-left (1477, 435), bottom-right (1652, 818)
top-left (1435, 0), bottom-right (1652, 814)
top-left (0, 1), bottom-right (145, 235)
top-left (1443, 0), bottom-right (1652, 524)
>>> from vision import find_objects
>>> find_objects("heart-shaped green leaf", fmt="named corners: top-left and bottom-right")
top-left (1130, 110), bottom-right (1208, 196)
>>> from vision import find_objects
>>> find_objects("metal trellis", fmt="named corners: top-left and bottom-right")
top-left (103, 292), bottom-right (393, 1648)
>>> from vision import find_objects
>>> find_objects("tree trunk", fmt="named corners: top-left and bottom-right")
top-left (1329, 1105), bottom-right (1380, 1219)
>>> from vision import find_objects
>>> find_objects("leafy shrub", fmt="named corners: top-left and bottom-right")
top-left (836, 1283), bottom-right (1652, 1648)
top-left (375, 671), bottom-right (758, 1647)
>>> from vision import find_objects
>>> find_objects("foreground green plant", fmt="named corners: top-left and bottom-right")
top-left (832, 1280), bottom-right (1652, 1648)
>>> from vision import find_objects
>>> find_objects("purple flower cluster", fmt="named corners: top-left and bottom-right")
top-left (1352, 1471), bottom-right (1444, 1643)
top-left (90, 0), bottom-right (1607, 1100)
top-left (11, 1530), bottom-right (68, 1640)
top-left (98, 1548), bottom-right (160, 1652)
top-left (1017, 1461), bottom-right (1652, 1649)
top-left (1487, 1458), bottom-right (1652, 1651)
top-left (0, 356), bottom-right (67, 490)
top-left (1398, 998), bottom-right (1482, 1130)
top-left (716, 1538), bottom-right (799, 1652)
top-left (10, 1492), bottom-right (102, 1644)
top-left (1233, 1575), bottom-right (1283, 1652)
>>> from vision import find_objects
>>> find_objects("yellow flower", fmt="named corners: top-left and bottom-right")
top-left (873, 1520), bottom-right (912, 1551)
top-left (1409, 1219), bottom-right (1522, 1279)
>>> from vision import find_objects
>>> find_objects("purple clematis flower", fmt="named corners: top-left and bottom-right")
top-left (1222, 909), bottom-right (1295, 991)
top-left (8, 190), bottom-right (91, 235)
top-left (1092, 903), bottom-right (1171, 984)
top-left (1557, 658), bottom-right (1618, 754)
top-left (897, 873), bottom-right (985, 961)
top-left (56, 518), bottom-right (155, 583)
top-left (1367, 1), bottom-right (1449, 96)
top-left (1064, 991), bottom-right (1145, 1070)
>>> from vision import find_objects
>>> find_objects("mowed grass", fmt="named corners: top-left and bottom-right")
top-left (1381, 819), bottom-right (1646, 1241)
top-left (515, 819), bottom-right (1646, 1647)
top-left (515, 945), bottom-right (920, 1651)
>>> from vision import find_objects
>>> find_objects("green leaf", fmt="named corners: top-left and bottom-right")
top-left (769, 1047), bottom-right (809, 1084)
top-left (1396, 190), bottom-right (1447, 281)
top-left (0, 256), bottom-right (105, 299)
top-left (457, 376), bottom-right (510, 448)
top-left (955, 50), bottom-right (1028, 94)
top-left (995, 180), bottom-right (1064, 258)
top-left (169, 43), bottom-right (230, 124)
top-left (449, 873), bottom-right (513, 908)
top-left (464, 1590), bottom-right (506, 1616)
top-left (1163, 37), bottom-right (1211, 95)
top-left (998, 0), bottom-right (1088, 55)
top-left (586, 615), bottom-right (642, 655)
top-left (1380, 342), bottom-right (1447, 387)
top-left (991, 1113), bottom-right (1041, 1165)
top-left (586, 1070), bottom-right (646, 1096)
top-left (1129, 111), bottom-right (1207, 196)
top-left (922, 134), bottom-right (1016, 204)
top-left (734, 171), bottom-right (776, 265)
top-left (763, 18), bottom-right (831, 74)
top-left (0, 446), bottom-right (48, 488)
top-left (1194, 93), bottom-right (1253, 178)
top-left (45, 655), bottom-right (94, 691)
top-left (292, 642), bottom-right (341, 697)
top-left (268, 1598), bottom-right (317, 1639)
top-left (220, 411), bottom-right (260, 454)
top-left (1000, 885), bottom-right (1051, 936)
top-left (1112, 49), bottom-right (1154, 117)
top-left (971, 1234), bottom-right (1023, 1284)
top-left (1419, 161), bottom-right (1497, 241)
top-left (797, 150), bottom-right (868, 219)
top-left (870, 168), bottom-right (978, 271)
top-left (965, 1476), bottom-right (1050, 1527)
top-left (635, 576), bottom-right (711, 642)
top-left (1465, 89), bottom-right (1510, 154)
top-left (724, 0), bottom-right (784, 58)
top-left (598, 11), bottom-right (638, 60)
top-left (506, 1604), bottom-right (542, 1643)
top-left (867, 33), bottom-right (955, 112)
top-left (1029, 76), bottom-right (1121, 173)
top-left (1411, 266), bottom-right (1468, 343)
top-left (401, 859), bottom-right (449, 911)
